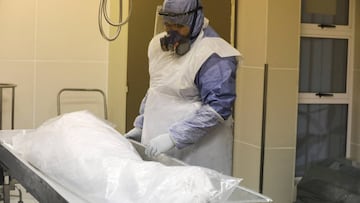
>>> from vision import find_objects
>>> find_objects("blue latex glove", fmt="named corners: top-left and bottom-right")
top-left (124, 128), bottom-right (142, 142)
top-left (145, 133), bottom-right (175, 157)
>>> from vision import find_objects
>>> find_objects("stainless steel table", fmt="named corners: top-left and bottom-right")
top-left (0, 130), bottom-right (272, 203)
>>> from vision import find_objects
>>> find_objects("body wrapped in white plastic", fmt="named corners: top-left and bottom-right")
top-left (12, 111), bottom-right (241, 203)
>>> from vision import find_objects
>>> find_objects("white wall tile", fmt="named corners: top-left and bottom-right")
top-left (36, 0), bottom-right (108, 61)
top-left (0, 0), bottom-right (36, 60)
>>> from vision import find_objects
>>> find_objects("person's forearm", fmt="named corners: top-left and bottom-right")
top-left (169, 104), bottom-right (223, 149)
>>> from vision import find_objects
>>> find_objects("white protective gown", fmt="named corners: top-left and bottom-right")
top-left (142, 29), bottom-right (241, 175)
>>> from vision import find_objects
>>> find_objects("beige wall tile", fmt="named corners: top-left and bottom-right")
top-left (354, 70), bottom-right (360, 98)
top-left (350, 144), bottom-right (360, 162)
top-left (355, 1), bottom-right (360, 66)
top-left (267, 0), bottom-right (301, 68)
top-left (352, 111), bottom-right (360, 144)
top-left (352, 70), bottom-right (360, 144)
top-left (107, 2), bottom-right (129, 134)
top-left (0, 0), bottom-right (36, 60)
top-left (236, 0), bottom-right (267, 67)
top-left (35, 62), bottom-right (107, 126)
top-left (0, 61), bottom-right (35, 129)
top-left (266, 69), bottom-right (299, 148)
top-left (263, 148), bottom-right (296, 203)
top-left (352, 2), bottom-right (360, 162)
top-left (235, 1), bottom-right (301, 202)
top-left (36, 0), bottom-right (108, 61)
top-left (234, 66), bottom-right (264, 145)
top-left (233, 140), bottom-right (261, 191)
top-left (0, 0), bottom-right (112, 130)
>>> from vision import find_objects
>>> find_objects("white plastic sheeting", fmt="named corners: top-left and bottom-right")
top-left (12, 111), bottom-right (241, 203)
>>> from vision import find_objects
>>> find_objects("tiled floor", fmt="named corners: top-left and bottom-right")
top-left (1, 184), bottom-right (38, 203)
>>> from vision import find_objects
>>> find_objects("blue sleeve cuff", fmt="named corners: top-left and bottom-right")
top-left (169, 105), bottom-right (223, 149)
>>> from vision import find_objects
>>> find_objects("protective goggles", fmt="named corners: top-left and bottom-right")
top-left (158, 6), bottom-right (202, 27)
top-left (158, 6), bottom-right (202, 17)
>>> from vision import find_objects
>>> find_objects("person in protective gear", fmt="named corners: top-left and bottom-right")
top-left (125, 0), bottom-right (242, 175)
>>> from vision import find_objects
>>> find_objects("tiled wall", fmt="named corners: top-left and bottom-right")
top-left (233, 0), bottom-right (267, 191)
top-left (108, 1), bottom-right (129, 134)
top-left (234, 0), bottom-right (300, 202)
top-left (351, 1), bottom-right (360, 160)
top-left (262, 0), bottom-right (300, 202)
top-left (0, 0), bottom-right (109, 129)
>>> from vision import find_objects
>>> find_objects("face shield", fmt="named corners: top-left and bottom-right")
top-left (154, 5), bottom-right (166, 36)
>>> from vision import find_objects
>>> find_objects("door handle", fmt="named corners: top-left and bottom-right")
top-left (315, 92), bottom-right (334, 97)
top-left (318, 24), bottom-right (336, 28)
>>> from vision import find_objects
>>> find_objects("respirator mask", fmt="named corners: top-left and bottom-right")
top-left (158, 4), bottom-right (202, 56)
top-left (160, 30), bottom-right (191, 56)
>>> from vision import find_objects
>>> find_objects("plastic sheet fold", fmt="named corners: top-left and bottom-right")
top-left (12, 111), bottom-right (241, 203)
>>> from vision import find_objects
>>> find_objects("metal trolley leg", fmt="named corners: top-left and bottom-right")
top-left (0, 83), bottom-right (16, 130)
top-left (2, 168), bottom-right (10, 203)
top-left (0, 83), bottom-right (16, 203)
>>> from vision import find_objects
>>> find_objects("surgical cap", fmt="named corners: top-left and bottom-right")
top-left (161, 0), bottom-right (204, 39)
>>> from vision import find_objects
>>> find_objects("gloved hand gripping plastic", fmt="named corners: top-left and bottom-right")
top-left (145, 133), bottom-right (175, 157)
